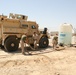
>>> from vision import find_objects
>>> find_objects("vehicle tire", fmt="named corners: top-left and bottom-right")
top-left (4, 37), bottom-right (19, 52)
top-left (39, 37), bottom-right (49, 48)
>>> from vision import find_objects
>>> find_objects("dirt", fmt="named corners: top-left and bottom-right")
top-left (0, 40), bottom-right (76, 75)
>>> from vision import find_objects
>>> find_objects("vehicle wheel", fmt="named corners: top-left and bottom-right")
top-left (39, 37), bottom-right (49, 48)
top-left (4, 37), bottom-right (19, 52)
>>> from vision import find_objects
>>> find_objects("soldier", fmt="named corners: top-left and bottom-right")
top-left (33, 32), bottom-right (38, 50)
top-left (20, 34), bottom-right (30, 55)
top-left (52, 34), bottom-right (58, 50)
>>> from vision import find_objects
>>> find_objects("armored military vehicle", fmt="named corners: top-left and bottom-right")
top-left (0, 13), bottom-right (49, 52)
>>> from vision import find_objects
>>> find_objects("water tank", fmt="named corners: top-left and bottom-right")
top-left (58, 23), bottom-right (72, 45)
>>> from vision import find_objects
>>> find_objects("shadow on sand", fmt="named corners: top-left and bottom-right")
top-left (12, 45), bottom-right (54, 55)
top-left (0, 45), bottom-right (56, 55)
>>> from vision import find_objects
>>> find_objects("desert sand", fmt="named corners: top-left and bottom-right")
top-left (0, 39), bottom-right (76, 75)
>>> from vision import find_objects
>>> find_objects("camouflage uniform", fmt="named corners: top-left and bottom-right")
top-left (33, 32), bottom-right (38, 49)
top-left (52, 35), bottom-right (58, 49)
top-left (20, 35), bottom-right (27, 54)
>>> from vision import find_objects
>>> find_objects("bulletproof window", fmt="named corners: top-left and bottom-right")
top-left (17, 15), bottom-right (21, 19)
top-left (31, 25), bottom-right (36, 29)
top-left (22, 24), bottom-right (28, 28)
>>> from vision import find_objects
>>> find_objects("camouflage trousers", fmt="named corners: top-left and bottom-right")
top-left (52, 40), bottom-right (58, 49)
top-left (20, 40), bottom-right (27, 54)
top-left (34, 40), bottom-right (37, 49)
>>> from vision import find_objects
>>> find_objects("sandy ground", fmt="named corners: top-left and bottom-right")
top-left (0, 39), bottom-right (76, 75)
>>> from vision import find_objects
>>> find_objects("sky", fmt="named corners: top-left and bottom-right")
top-left (0, 0), bottom-right (76, 32)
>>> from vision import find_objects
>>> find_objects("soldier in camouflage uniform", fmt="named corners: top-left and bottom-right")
top-left (33, 32), bottom-right (38, 50)
top-left (20, 34), bottom-right (30, 55)
top-left (52, 34), bottom-right (58, 49)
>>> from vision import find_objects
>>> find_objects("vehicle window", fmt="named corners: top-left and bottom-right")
top-left (22, 24), bottom-right (28, 28)
top-left (31, 25), bottom-right (36, 29)
top-left (17, 15), bottom-right (21, 19)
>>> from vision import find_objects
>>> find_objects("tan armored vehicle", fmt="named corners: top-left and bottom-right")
top-left (0, 13), bottom-right (49, 52)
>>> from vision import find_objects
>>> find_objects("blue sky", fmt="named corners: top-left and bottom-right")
top-left (0, 0), bottom-right (76, 31)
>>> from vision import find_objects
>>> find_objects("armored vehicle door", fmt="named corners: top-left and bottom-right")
top-left (28, 24), bottom-right (38, 35)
